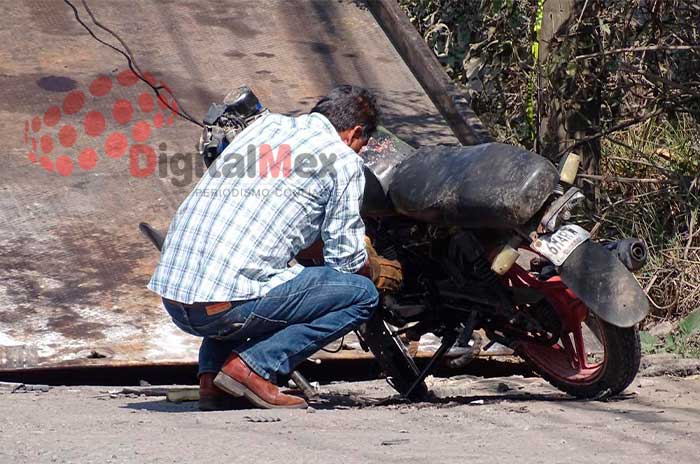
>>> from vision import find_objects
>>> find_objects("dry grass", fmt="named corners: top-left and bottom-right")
top-left (580, 117), bottom-right (700, 326)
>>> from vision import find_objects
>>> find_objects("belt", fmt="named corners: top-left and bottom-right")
top-left (164, 299), bottom-right (237, 316)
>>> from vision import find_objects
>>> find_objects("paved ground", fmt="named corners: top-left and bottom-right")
top-left (2, 373), bottom-right (699, 464)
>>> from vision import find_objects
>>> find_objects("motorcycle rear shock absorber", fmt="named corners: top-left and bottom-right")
top-left (447, 231), bottom-right (514, 317)
top-left (472, 253), bottom-right (500, 286)
top-left (448, 230), bottom-right (499, 286)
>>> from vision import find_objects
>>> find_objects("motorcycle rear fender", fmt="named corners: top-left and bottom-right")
top-left (558, 241), bottom-right (649, 328)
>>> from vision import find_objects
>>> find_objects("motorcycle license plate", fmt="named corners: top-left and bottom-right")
top-left (532, 224), bottom-right (590, 266)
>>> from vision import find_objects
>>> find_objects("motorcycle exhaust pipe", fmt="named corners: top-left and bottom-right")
top-left (606, 238), bottom-right (648, 272)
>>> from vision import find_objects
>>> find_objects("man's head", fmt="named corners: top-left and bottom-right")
top-left (311, 85), bottom-right (380, 153)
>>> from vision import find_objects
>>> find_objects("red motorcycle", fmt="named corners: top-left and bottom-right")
top-left (353, 130), bottom-right (649, 400)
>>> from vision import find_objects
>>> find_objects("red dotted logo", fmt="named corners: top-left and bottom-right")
top-left (25, 69), bottom-right (177, 177)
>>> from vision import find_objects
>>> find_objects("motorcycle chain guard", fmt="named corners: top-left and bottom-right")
top-left (558, 241), bottom-right (649, 328)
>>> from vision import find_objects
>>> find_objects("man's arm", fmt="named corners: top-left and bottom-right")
top-left (318, 156), bottom-right (403, 291)
top-left (320, 159), bottom-right (367, 273)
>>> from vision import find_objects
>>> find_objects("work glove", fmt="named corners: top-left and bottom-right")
top-left (365, 236), bottom-right (403, 292)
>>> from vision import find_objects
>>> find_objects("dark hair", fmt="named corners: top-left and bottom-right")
top-left (311, 85), bottom-right (380, 139)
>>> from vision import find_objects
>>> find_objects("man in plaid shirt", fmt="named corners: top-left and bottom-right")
top-left (149, 86), bottom-right (402, 410)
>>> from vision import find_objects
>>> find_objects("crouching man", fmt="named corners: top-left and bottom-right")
top-left (148, 86), bottom-right (402, 410)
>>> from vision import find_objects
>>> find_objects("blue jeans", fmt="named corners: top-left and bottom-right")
top-left (162, 267), bottom-right (379, 382)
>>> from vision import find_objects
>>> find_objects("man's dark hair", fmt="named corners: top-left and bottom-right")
top-left (311, 85), bottom-right (380, 139)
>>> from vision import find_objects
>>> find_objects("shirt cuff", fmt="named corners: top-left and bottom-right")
top-left (328, 248), bottom-right (368, 274)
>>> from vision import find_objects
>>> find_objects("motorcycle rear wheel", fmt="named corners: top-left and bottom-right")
top-left (518, 314), bottom-right (641, 398)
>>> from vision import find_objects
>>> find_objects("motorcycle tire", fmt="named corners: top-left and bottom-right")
top-left (519, 319), bottom-right (641, 399)
top-left (359, 313), bottom-right (429, 401)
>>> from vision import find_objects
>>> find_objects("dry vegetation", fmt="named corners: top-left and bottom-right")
top-left (400, 0), bottom-right (700, 325)
top-left (592, 120), bottom-right (699, 324)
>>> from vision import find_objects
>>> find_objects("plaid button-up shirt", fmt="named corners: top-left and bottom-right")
top-left (148, 113), bottom-right (367, 304)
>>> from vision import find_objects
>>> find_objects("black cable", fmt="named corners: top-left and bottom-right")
top-left (80, 0), bottom-right (142, 74)
top-left (320, 336), bottom-right (345, 353)
top-left (63, 0), bottom-right (203, 127)
top-left (78, 0), bottom-right (203, 127)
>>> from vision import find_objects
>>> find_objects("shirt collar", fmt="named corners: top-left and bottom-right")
top-left (307, 112), bottom-right (339, 137)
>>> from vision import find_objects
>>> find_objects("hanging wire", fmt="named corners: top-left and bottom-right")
top-left (63, 0), bottom-right (204, 127)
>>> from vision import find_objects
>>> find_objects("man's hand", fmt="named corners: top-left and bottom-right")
top-left (364, 236), bottom-right (403, 292)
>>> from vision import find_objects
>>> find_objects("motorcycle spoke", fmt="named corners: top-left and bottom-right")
top-left (560, 332), bottom-right (580, 369)
top-left (519, 315), bottom-right (606, 383)
top-left (572, 325), bottom-right (589, 370)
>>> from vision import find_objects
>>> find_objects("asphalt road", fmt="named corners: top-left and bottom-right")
top-left (2, 373), bottom-right (699, 464)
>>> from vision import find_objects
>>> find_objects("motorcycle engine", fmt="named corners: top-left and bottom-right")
top-left (198, 86), bottom-right (269, 167)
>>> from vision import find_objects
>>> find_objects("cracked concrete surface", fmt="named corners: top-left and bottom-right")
top-left (2, 374), bottom-right (699, 463)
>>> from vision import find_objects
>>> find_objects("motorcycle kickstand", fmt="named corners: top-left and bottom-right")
top-left (403, 313), bottom-right (477, 400)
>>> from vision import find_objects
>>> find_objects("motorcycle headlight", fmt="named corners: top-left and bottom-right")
top-left (198, 126), bottom-right (212, 155)
top-left (541, 187), bottom-right (585, 232)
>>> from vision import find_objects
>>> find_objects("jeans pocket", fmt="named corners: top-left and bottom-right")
top-left (215, 312), bottom-right (287, 341)
top-left (188, 310), bottom-right (231, 334)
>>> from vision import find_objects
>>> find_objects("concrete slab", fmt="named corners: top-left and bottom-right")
top-left (0, 0), bottom-right (456, 370)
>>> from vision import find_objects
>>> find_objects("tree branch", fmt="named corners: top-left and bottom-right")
top-left (555, 108), bottom-right (665, 158)
top-left (575, 44), bottom-right (700, 61)
top-left (578, 174), bottom-right (674, 184)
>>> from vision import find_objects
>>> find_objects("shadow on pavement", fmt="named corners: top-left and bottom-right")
top-left (120, 389), bottom-right (638, 413)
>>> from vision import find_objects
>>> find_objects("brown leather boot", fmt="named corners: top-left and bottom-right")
top-left (214, 355), bottom-right (308, 409)
top-left (198, 373), bottom-right (251, 411)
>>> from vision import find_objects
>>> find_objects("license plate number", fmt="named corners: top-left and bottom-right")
top-left (532, 224), bottom-right (590, 266)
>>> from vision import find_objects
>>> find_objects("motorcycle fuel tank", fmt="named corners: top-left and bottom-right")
top-left (360, 127), bottom-right (416, 217)
top-left (388, 143), bottom-right (560, 228)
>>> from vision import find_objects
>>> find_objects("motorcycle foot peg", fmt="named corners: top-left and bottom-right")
top-left (290, 370), bottom-right (318, 399)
